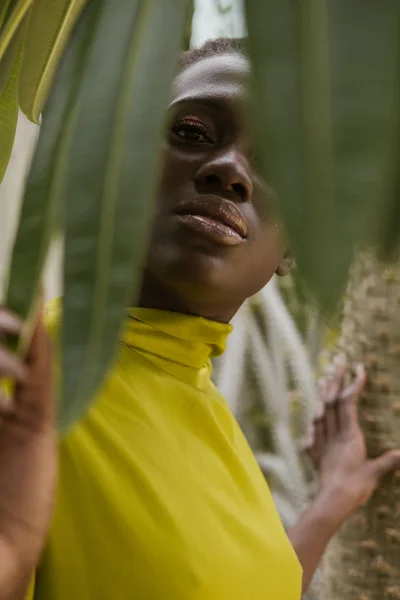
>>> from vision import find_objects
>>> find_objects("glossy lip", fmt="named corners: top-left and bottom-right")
top-left (174, 196), bottom-right (248, 243)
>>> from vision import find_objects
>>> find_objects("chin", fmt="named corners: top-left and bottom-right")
top-left (153, 245), bottom-right (225, 284)
top-left (146, 241), bottom-right (243, 306)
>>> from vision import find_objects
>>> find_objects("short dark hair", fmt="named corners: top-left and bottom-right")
top-left (180, 37), bottom-right (247, 72)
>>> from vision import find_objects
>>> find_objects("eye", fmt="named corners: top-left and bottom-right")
top-left (171, 116), bottom-right (210, 144)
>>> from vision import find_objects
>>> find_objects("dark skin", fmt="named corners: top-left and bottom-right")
top-left (0, 53), bottom-right (399, 599)
top-left (140, 54), bottom-right (291, 322)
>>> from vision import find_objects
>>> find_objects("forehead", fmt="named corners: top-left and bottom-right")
top-left (172, 54), bottom-right (250, 110)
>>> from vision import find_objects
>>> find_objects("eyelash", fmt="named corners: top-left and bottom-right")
top-left (171, 116), bottom-right (210, 143)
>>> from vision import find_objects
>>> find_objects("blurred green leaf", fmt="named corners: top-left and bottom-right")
top-left (245, 0), bottom-right (335, 310)
top-left (0, 0), bottom-right (31, 60)
top-left (376, 190), bottom-right (400, 262)
top-left (0, 18), bottom-right (22, 94)
top-left (19, 0), bottom-right (87, 124)
top-left (5, 0), bottom-right (190, 431)
top-left (0, 0), bottom-right (14, 30)
top-left (327, 0), bottom-right (400, 277)
top-left (0, 1), bottom-right (29, 180)
top-left (5, 2), bottom-right (95, 344)
top-left (55, 0), bottom-right (189, 430)
top-left (245, 0), bottom-right (400, 311)
top-left (60, 0), bottom-right (189, 430)
top-left (0, 28), bottom-right (22, 183)
top-left (183, 0), bottom-right (194, 51)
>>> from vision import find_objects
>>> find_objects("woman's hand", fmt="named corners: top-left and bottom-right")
top-left (0, 306), bottom-right (56, 599)
top-left (289, 357), bottom-right (400, 594)
top-left (306, 357), bottom-right (400, 521)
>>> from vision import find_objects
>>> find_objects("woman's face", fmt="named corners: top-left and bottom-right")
top-left (144, 53), bottom-right (287, 321)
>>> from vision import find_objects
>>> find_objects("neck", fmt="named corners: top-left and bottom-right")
top-left (139, 272), bottom-right (190, 315)
top-left (137, 270), bottom-right (240, 323)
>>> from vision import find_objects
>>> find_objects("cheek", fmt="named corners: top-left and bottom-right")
top-left (156, 145), bottom-right (198, 208)
top-left (251, 179), bottom-right (280, 226)
top-left (264, 219), bottom-right (286, 257)
top-left (250, 223), bottom-right (286, 279)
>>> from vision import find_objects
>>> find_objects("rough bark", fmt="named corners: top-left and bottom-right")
top-left (323, 252), bottom-right (400, 600)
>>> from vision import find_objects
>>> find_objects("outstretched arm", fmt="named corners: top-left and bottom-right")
top-left (288, 361), bottom-right (400, 594)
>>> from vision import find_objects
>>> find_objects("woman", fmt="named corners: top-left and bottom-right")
top-left (0, 38), bottom-right (399, 600)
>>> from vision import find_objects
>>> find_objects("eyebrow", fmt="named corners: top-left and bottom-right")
top-left (169, 95), bottom-right (231, 112)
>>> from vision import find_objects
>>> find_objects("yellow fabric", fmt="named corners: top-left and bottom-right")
top-left (30, 299), bottom-right (301, 599)
top-left (25, 576), bottom-right (34, 600)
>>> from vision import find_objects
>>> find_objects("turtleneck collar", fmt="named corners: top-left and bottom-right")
top-left (121, 308), bottom-right (232, 389)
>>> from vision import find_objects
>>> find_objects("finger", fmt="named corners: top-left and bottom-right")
top-left (326, 354), bottom-right (347, 400)
top-left (340, 364), bottom-right (366, 403)
top-left (316, 376), bottom-right (328, 431)
top-left (324, 374), bottom-right (341, 438)
top-left (303, 426), bottom-right (315, 450)
top-left (0, 309), bottom-right (23, 336)
top-left (367, 449), bottom-right (400, 482)
top-left (0, 389), bottom-right (15, 415)
top-left (14, 310), bottom-right (54, 427)
top-left (317, 377), bottom-right (328, 402)
top-left (24, 299), bottom-right (45, 367)
top-left (305, 428), bottom-right (319, 467)
top-left (312, 398), bottom-right (326, 462)
top-left (338, 364), bottom-right (367, 433)
top-left (0, 346), bottom-right (27, 381)
top-left (324, 400), bottom-right (337, 439)
top-left (324, 359), bottom-right (346, 438)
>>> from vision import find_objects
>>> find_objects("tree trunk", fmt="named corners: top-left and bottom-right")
top-left (323, 252), bottom-right (400, 600)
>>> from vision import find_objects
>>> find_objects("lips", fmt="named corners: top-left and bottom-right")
top-left (174, 196), bottom-right (248, 246)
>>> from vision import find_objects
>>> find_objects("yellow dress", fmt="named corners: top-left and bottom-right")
top-left (29, 302), bottom-right (302, 599)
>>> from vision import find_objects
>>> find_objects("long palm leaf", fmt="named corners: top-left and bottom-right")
top-left (0, 0), bottom-right (31, 60)
top-left (55, 0), bottom-right (188, 430)
top-left (5, 2), bottom-right (97, 351)
top-left (0, 14), bottom-right (25, 94)
top-left (0, 27), bottom-right (23, 182)
top-left (245, 0), bottom-right (400, 311)
top-left (19, 0), bottom-right (87, 123)
top-left (0, 0), bottom-right (14, 29)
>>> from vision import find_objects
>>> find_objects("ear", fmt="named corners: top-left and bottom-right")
top-left (275, 251), bottom-right (294, 277)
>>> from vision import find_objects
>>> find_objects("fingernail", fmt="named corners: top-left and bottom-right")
top-left (303, 430), bottom-right (314, 449)
top-left (0, 311), bottom-right (23, 334)
top-left (334, 353), bottom-right (347, 367)
top-left (356, 363), bottom-right (366, 377)
top-left (16, 364), bottom-right (28, 381)
top-left (315, 400), bottom-right (324, 418)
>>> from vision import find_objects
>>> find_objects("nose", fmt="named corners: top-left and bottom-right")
top-left (194, 148), bottom-right (253, 203)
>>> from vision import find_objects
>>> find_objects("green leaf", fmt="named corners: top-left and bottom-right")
top-left (0, 0), bottom-right (14, 30)
top-left (245, 0), bottom-right (337, 310)
top-left (0, 28), bottom-right (22, 183)
top-left (5, 2), bottom-right (97, 339)
top-left (40, 0), bottom-right (188, 430)
top-left (61, 0), bottom-right (190, 430)
top-left (183, 0), bottom-right (194, 50)
top-left (327, 1), bottom-right (400, 265)
top-left (245, 0), bottom-right (400, 310)
top-left (19, 0), bottom-right (87, 124)
top-left (0, 17), bottom-right (24, 95)
top-left (0, 0), bottom-right (31, 60)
